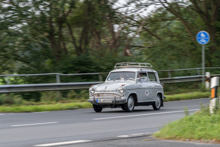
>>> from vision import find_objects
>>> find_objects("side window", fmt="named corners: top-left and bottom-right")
top-left (137, 72), bottom-right (148, 82)
top-left (148, 72), bottom-right (157, 82)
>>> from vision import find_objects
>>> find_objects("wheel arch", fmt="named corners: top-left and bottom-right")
top-left (128, 93), bottom-right (138, 106)
top-left (156, 92), bottom-right (163, 107)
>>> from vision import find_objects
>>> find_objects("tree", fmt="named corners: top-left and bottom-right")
top-left (128, 0), bottom-right (220, 69)
top-left (151, 0), bottom-right (220, 66)
top-left (0, 0), bottom-right (136, 75)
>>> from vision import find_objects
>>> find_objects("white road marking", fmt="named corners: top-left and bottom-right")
top-left (34, 140), bottom-right (91, 146)
top-left (0, 114), bottom-right (5, 115)
top-left (93, 109), bottom-right (200, 120)
top-left (11, 122), bottom-right (57, 127)
top-left (117, 132), bottom-right (153, 138)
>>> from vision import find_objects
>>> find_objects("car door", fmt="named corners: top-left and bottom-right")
top-left (136, 72), bottom-right (152, 102)
top-left (147, 72), bottom-right (161, 101)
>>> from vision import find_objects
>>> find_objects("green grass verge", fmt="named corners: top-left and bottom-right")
top-left (165, 91), bottom-right (210, 102)
top-left (154, 107), bottom-right (220, 143)
top-left (0, 91), bottom-right (211, 113)
top-left (0, 102), bottom-right (92, 113)
top-left (164, 89), bottom-right (202, 95)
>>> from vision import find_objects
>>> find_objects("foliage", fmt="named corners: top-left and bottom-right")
top-left (0, 94), bottom-right (23, 105)
top-left (67, 90), bottom-right (89, 100)
top-left (0, 0), bottom-right (135, 76)
top-left (184, 107), bottom-right (189, 117)
top-left (200, 83), bottom-right (208, 92)
top-left (0, 0), bottom-right (220, 101)
top-left (132, 0), bottom-right (220, 69)
top-left (0, 89), bottom-right (90, 106)
top-left (154, 103), bottom-right (220, 142)
top-left (40, 91), bottom-right (61, 102)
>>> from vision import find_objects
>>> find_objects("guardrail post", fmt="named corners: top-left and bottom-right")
top-left (6, 76), bottom-right (10, 85)
top-left (56, 74), bottom-right (60, 83)
top-left (168, 71), bottom-right (171, 78)
top-left (206, 72), bottom-right (210, 89)
top-left (56, 74), bottom-right (60, 99)
top-left (98, 74), bottom-right (103, 82)
top-left (197, 69), bottom-right (200, 75)
top-left (210, 77), bottom-right (219, 114)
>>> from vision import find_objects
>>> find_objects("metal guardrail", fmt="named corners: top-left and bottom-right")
top-left (0, 67), bottom-right (219, 93)
top-left (0, 72), bottom-right (105, 93)
top-left (158, 67), bottom-right (220, 78)
top-left (0, 82), bottom-right (102, 93)
top-left (160, 75), bottom-right (220, 84)
top-left (0, 73), bottom-right (104, 85)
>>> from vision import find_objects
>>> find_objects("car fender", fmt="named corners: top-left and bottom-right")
top-left (124, 90), bottom-right (138, 103)
top-left (156, 91), bottom-right (164, 107)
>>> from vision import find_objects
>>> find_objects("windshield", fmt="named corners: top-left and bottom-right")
top-left (107, 72), bottom-right (136, 81)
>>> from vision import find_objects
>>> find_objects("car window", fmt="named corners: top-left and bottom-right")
top-left (137, 73), bottom-right (148, 82)
top-left (107, 72), bottom-right (135, 81)
top-left (148, 72), bottom-right (157, 81)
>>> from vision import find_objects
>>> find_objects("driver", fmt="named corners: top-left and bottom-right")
top-left (138, 73), bottom-right (148, 81)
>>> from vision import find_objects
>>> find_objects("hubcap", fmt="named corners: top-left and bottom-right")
top-left (156, 95), bottom-right (161, 108)
top-left (128, 97), bottom-right (134, 110)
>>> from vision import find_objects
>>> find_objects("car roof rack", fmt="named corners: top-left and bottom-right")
top-left (114, 62), bottom-right (153, 69)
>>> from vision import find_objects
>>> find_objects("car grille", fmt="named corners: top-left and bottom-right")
top-left (96, 90), bottom-right (116, 92)
top-left (94, 93), bottom-right (120, 98)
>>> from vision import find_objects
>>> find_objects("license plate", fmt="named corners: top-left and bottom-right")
top-left (97, 99), bottom-right (112, 103)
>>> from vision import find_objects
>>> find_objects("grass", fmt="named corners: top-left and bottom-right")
top-left (0, 102), bottom-right (92, 113)
top-left (154, 105), bottom-right (220, 143)
top-left (0, 89), bottom-right (211, 113)
top-left (165, 91), bottom-right (210, 102)
top-left (164, 88), bottom-right (202, 95)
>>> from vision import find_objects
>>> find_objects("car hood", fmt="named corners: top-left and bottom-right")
top-left (96, 81), bottom-right (134, 91)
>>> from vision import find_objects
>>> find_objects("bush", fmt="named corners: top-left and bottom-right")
top-left (67, 90), bottom-right (89, 101)
top-left (40, 91), bottom-right (62, 102)
top-left (0, 94), bottom-right (23, 105)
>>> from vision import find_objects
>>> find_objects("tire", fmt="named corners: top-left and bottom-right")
top-left (152, 94), bottom-right (161, 110)
top-left (93, 104), bottom-right (103, 112)
top-left (121, 105), bottom-right (126, 111)
top-left (123, 95), bottom-right (135, 112)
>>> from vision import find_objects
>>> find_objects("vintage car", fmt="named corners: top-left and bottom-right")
top-left (87, 62), bottom-right (165, 112)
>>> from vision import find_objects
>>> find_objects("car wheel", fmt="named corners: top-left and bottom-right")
top-left (121, 105), bottom-right (126, 111)
top-left (93, 104), bottom-right (103, 112)
top-left (123, 95), bottom-right (135, 112)
top-left (152, 94), bottom-right (161, 110)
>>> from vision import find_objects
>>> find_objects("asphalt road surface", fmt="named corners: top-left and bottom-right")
top-left (0, 98), bottom-right (216, 147)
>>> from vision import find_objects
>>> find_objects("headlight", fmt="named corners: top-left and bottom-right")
top-left (118, 88), bottom-right (124, 94)
top-left (90, 89), bottom-right (95, 95)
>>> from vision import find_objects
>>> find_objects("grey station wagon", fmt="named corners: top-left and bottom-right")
top-left (87, 62), bottom-right (165, 112)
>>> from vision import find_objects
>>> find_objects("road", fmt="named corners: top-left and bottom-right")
top-left (0, 98), bottom-right (213, 147)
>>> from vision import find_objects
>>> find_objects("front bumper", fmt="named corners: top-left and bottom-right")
top-left (87, 97), bottom-right (126, 105)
